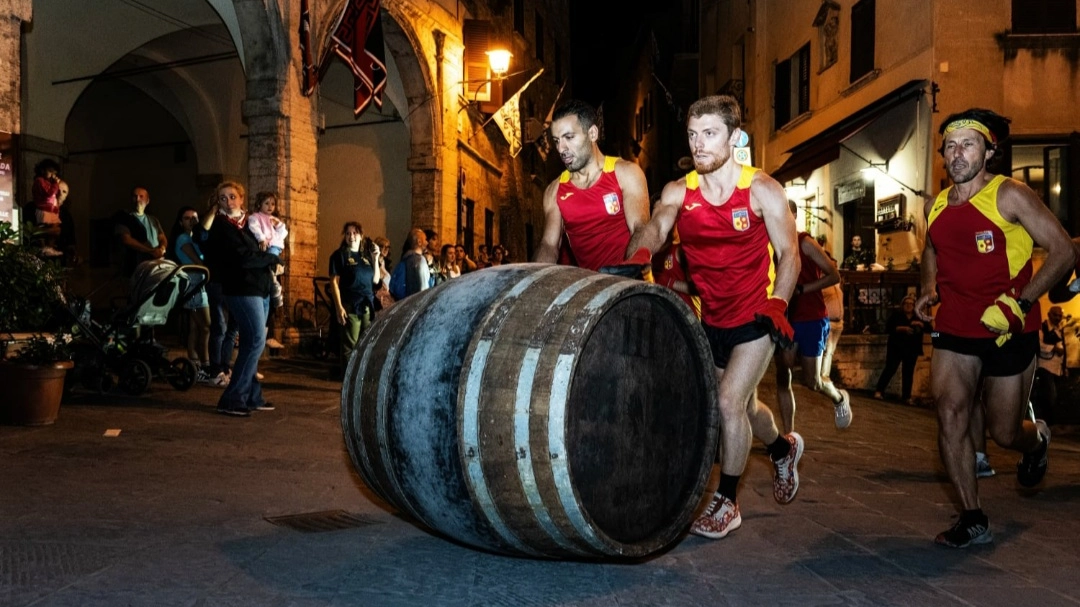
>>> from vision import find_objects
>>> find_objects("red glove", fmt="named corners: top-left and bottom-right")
top-left (599, 247), bottom-right (654, 281)
top-left (755, 297), bottom-right (795, 349)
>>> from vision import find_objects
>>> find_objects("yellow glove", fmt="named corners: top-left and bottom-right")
top-left (979, 293), bottom-right (1026, 347)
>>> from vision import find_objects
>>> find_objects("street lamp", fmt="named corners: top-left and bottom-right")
top-left (461, 48), bottom-right (516, 112)
top-left (485, 49), bottom-right (512, 78)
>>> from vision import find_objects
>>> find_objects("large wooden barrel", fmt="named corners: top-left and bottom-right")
top-left (341, 264), bottom-right (718, 559)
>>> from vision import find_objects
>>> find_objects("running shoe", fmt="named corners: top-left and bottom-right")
top-left (265, 338), bottom-right (285, 350)
top-left (689, 494), bottom-right (741, 539)
top-left (196, 369), bottom-right (213, 384)
top-left (935, 515), bottom-right (992, 548)
top-left (834, 389), bottom-right (852, 429)
top-left (1017, 420), bottom-right (1050, 488)
top-left (253, 402), bottom-right (275, 411)
top-left (216, 407), bottom-right (250, 417)
top-left (975, 453), bottom-right (996, 479)
top-left (772, 432), bottom-right (804, 504)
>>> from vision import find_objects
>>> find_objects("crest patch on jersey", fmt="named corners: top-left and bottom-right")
top-left (603, 192), bottom-right (621, 215)
top-left (732, 207), bottom-right (750, 232)
top-left (975, 230), bottom-right (995, 253)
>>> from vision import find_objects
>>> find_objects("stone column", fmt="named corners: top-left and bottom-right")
top-left (235, 0), bottom-right (319, 343)
top-left (0, 0), bottom-right (31, 133)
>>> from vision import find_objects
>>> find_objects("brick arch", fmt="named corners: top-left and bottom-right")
top-left (312, 0), bottom-right (447, 228)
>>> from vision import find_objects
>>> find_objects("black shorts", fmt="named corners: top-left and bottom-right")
top-left (702, 320), bottom-right (770, 369)
top-left (931, 331), bottom-right (1038, 377)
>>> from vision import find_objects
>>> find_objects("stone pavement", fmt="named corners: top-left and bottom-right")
top-left (2, 356), bottom-right (1079, 607)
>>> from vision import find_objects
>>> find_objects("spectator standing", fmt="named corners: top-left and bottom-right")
top-left (439, 244), bottom-right (460, 282)
top-left (841, 234), bottom-right (875, 270)
top-left (115, 187), bottom-right (167, 275)
top-left (200, 181), bottom-right (280, 416)
top-left (456, 244), bottom-right (478, 274)
top-left (170, 206), bottom-right (211, 381)
top-left (328, 222), bottom-right (381, 367)
top-left (873, 295), bottom-right (925, 403)
top-left (400, 228), bottom-right (430, 298)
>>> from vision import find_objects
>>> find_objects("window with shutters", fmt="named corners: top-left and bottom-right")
top-left (462, 19), bottom-right (503, 110)
top-left (849, 0), bottom-right (875, 83)
top-left (774, 43), bottom-right (810, 131)
top-left (1012, 0), bottom-right (1077, 33)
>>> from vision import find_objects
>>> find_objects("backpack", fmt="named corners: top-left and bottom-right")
top-left (388, 259), bottom-right (407, 300)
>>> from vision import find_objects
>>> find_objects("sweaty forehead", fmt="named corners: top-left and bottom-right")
top-left (688, 114), bottom-right (728, 133)
top-left (552, 115), bottom-right (584, 136)
top-left (943, 128), bottom-right (985, 145)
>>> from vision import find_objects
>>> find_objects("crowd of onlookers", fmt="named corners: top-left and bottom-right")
top-left (21, 159), bottom-right (521, 412)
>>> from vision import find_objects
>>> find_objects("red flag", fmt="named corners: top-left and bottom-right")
top-left (299, 0), bottom-right (315, 96)
top-left (321, 0), bottom-right (387, 116)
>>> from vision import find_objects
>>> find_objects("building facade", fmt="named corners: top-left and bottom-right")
top-left (702, 0), bottom-right (1080, 272)
top-left (0, 0), bottom-right (567, 335)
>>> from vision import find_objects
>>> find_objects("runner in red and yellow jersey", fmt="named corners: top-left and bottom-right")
top-left (635, 95), bottom-right (802, 540)
top-left (915, 108), bottom-right (1075, 548)
top-left (773, 200), bottom-right (850, 435)
top-left (535, 100), bottom-right (649, 271)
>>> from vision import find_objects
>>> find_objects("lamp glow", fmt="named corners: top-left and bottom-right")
top-left (486, 49), bottom-right (512, 77)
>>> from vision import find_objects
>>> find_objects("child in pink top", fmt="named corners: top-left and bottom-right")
top-left (247, 192), bottom-right (288, 307)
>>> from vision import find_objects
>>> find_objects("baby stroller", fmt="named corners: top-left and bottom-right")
top-left (67, 259), bottom-right (209, 395)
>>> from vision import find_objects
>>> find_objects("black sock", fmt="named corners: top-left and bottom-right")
top-left (961, 508), bottom-right (986, 525)
top-left (767, 435), bottom-right (792, 461)
top-left (717, 474), bottom-right (740, 502)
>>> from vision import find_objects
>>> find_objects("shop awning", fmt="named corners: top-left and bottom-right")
top-left (772, 79), bottom-right (928, 184)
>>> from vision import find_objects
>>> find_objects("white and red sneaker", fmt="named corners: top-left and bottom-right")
top-left (689, 494), bottom-right (741, 539)
top-left (773, 432), bottom-right (805, 504)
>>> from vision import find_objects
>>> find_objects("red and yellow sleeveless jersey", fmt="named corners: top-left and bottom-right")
top-left (790, 232), bottom-right (828, 322)
top-left (556, 156), bottom-right (631, 271)
top-left (652, 235), bottom-right (702, 318)
top-left (676, 165), bottom-right (776, 328)
top-left (927, 174), bottom-right (1040, 337)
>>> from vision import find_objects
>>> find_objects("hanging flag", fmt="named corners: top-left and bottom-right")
top-left (319, 0), bottom-right (387, 116)
top-left (543, 81), bottom-right (566, 127)
top-left (533, 81), bottom-right (565, 162)
top-left (299, 0), bottom-right (316, 96)
top-left (491, 69), bottom-right (543, 158)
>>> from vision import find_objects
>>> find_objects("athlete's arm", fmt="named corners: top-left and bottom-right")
top-left (617, 160), bottom-right (652, 255)
top-left (633, 179), bottom-right (685, 256)
top-left (999, 179), bottom-right (1078, 302)
top-left (916, 196), bottom-right (939, 322)
top-left (533, 179), bottom-right (564, 263)
top-left (798, 236), bottom-right (840, 294)
top-left (753, 173), bottom-right (800, 301)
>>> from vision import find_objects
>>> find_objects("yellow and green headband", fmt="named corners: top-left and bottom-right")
top-left (943, 118), bottom-right (996, 144)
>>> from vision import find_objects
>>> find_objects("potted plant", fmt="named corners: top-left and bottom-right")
top-left (0, 220), bottom-right (72, 425)
top-left (0, 332), bottom-right (74, 425)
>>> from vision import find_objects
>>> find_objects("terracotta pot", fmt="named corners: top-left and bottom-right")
top-left (0, 360), bottom-right (74, 426)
